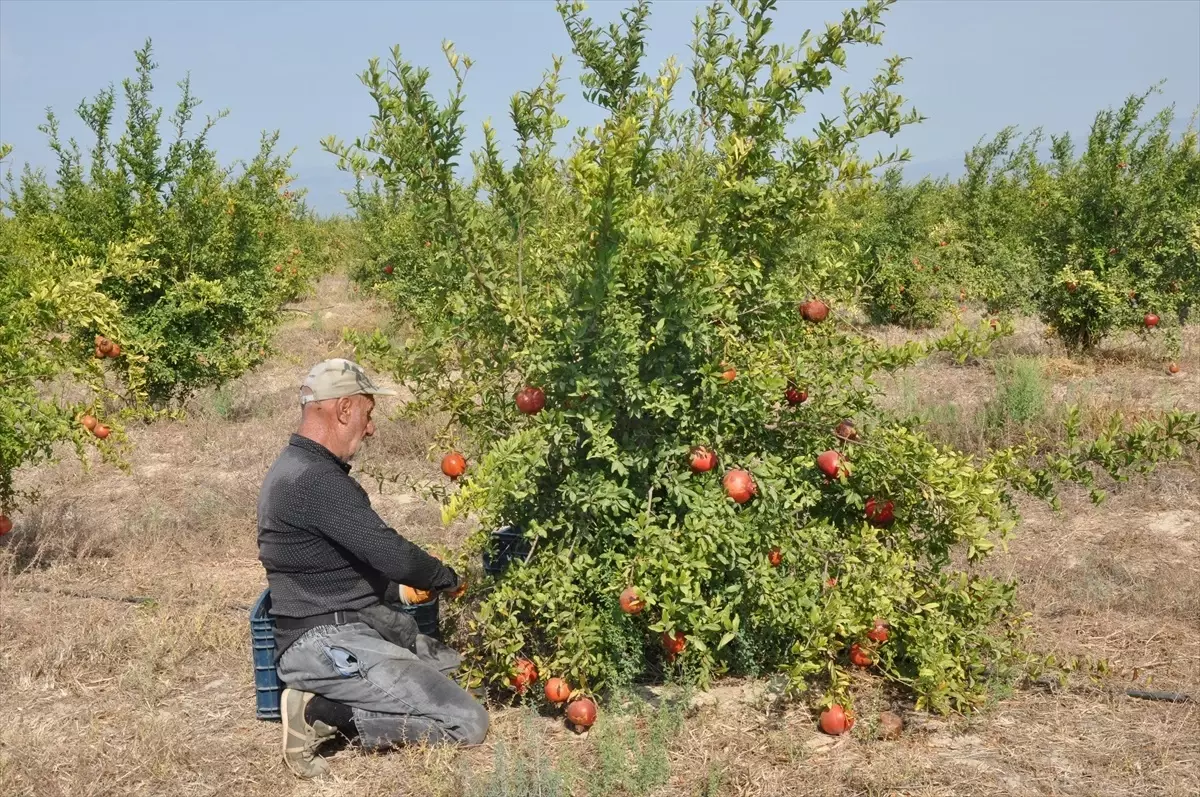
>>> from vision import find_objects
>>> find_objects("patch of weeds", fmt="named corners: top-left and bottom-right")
top-left (211, 387), bottom-right (234, 419)
top-left (984, 356), bottom-right (1049, 438)
top-left (592, 687), bottom-right (686, 796)
top-left (469, 712), bottom-right (570, 797)
top-left (700, 763), bottom-right (725, 797)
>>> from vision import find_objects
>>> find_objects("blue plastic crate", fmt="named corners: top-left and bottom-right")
top-left (482, 525), bottom-right (531, 576)
top-left (250, 588), bottom-right (282, 721)
top-left (251, 587), bottom-right (441, 722)
top-left (395, 591), bottom-right (442, 638)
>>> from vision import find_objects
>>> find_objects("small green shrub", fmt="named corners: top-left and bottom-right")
top-left (985, 357), bottom-right (1049, 433)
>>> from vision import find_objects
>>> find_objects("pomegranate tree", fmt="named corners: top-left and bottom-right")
top-left (330, 0), bottom-right (1200, 716)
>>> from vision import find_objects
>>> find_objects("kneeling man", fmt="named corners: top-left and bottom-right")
top-left (257, 358), bottom-right (488, 778)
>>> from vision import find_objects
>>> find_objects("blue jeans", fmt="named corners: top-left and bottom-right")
top-left (277, 622), bottom-right (489, 750)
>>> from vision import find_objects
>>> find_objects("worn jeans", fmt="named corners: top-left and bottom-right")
top-left (276, 622), bottom-right (489, 750)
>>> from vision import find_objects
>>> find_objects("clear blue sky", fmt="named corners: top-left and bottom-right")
top-left (2, 0), bottom-right (1198, 215)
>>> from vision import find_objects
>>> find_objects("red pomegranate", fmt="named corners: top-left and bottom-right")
top-left (723, 469), bottom-right (756, 504)
top-left (816, 450), bottom-right (843, 479)
top-left (566, 697), bottom-right (597, 732)
top-left (515, 386), bottom-right (546, 415)
top-left (864, 497), bottom-right (895, 528)
top-left (799, 299), bottom-right (830, 323)
top-left (689, 446), bottom-right (717, 474)
top-left (619, 586), bottom-right (645, 614)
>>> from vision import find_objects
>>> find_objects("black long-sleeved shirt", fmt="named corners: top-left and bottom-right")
top-left (257, 434), bottom-right (458, 655)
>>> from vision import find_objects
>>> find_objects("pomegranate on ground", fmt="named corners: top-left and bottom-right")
top-left (818, 704), bottom-right (855, 735)
top-left (566, 697), bottom-right (597, 732)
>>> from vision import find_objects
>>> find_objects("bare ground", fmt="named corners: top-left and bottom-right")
top-left (2, 277), bottom-right (1197, 797)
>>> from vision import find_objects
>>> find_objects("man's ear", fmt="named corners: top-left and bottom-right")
top-left (335, 396), bottom-right (355, 423)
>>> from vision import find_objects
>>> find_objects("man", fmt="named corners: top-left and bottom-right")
top-left (257, 358), bottom-right (489, 778)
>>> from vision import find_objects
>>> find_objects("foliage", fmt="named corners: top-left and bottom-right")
top-left (331, 0), bottom-right (1056, 716)
top-left (949, 86), bottom-right (1199, 349)
top-left (1036, 88), bottom-right (1199, 350)
top-left (1, 42), bottom-right (340, 517)
top-left (2, 40), bottom-right (321, 405)
top-left (0, 222), bottom-right (148, 513)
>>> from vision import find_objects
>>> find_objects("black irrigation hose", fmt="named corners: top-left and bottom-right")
top-left (1124, 689), bottom-right (1195, 704)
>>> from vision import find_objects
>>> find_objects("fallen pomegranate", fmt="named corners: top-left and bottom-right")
top-left (545, 677), bottom-right (572, 704)
top-left (864, 497), bottom-right (895, 528)
top-left (799, 299), bottom-right (829, 323)
top-left (867, 619), bottom-right (890, 643)
top-left (784, 385), bottom-right (807, 405)
top-left (441, 452), bottom-right (467, 479)
top-left (818, 705), bottom-right (855, 735)
top-left (768, 547), bottom-right (782, 567)
top-left (566, 697), bottom-right (597, 732)
top-left (0, 515), bottom-right (11, 536)
top-left (723, 469), bottom-right (756, 504)
top-left (619, 586), bottom-right (645, 614)
top-left (384, 264), bottom-right (394, 274)
top-left (689, 445), bottom-right (717, 474)
top-left (720, 363), bottom-right (737, 382)
top-left (1167, 363), bottom-right (1180, 375)
top-left (81, 415), bottom-right (98, 431)
top-left (515, 386), bottom-right (546, 415)
top-left (877, 711), bottom-right (904, 740)
top-left (511, 658), bottom-right (538, 694)
top-left (1144, 313), bottom-right (1160, 329)
top-left (93, 425), bottom-right (111, 440)
top-left (849, 642), bottom-right (872, 668)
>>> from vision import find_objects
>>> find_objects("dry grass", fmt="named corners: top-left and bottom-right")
top-left (2, 282), bottom-right (1198, 797)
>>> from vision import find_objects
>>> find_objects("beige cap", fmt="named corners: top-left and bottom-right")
top-left (300, 358), bottom-right (397, 406)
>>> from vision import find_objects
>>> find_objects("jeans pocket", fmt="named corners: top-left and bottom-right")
top-left (321, 644), bottom-right (362, 678)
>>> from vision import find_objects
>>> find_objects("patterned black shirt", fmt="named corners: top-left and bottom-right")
top-left (257, 434), bottom-right (458, 655)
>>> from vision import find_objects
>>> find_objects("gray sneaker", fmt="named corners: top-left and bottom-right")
top-left (281, 688), bottom-right (337, 778)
